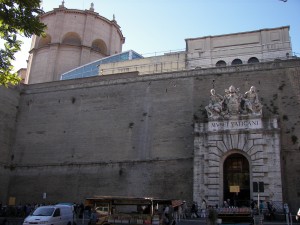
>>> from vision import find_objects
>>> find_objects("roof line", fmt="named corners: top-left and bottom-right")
top-left (61, 50), bottom-right (143, 76)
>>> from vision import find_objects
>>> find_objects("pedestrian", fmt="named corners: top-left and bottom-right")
top-left (227, 199), bottom-right (231, 207)
top-left (201, 199), bottom-right (207, 218)
top-left (182, 201), bottom-right (187, 219)
top-left (266, 201), bottom-right (275, 221)
top-left (223, 201), bottom-right (229, 208)
top-left (250, 199), bottom-right (256, 209)
top-left (173, 206), bottom-right (179, 223)
top-left (89, 209), bottom-right (98, 225)
top-left (191, 202), bottom-right (199, 218)
top-left (259, 200), bottom-right (264, 214)
top-left (178, 204), bottom-right (183, 221)
top-left (79, 203), bottom-right (84, 219)
top-left (163, 205), bottom-right (170, 225)
top-left (162, 211), bottom-right (169, 225)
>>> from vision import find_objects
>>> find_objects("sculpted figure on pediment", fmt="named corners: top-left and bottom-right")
top-left (223, 85), bottom-right (242, 116)
top-left (205, 89), bottom-right (224, 118)
top-left (205, 85), bottom-right (263, 119)
top-left (243, 86), bottom-right (263, 115)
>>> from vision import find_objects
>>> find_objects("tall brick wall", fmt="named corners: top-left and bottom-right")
top-left (3, 59), bottom-right (300, 213)
top-left (9, 74), bottom-right (195, 203)
top-left (0, 86), bottom-right (20, 203)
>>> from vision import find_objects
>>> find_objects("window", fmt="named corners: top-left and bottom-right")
top-left (248, 57), bottom-right (259, 64)
top-left (231, 59), bottom-right (243, 65)
top-left (38, 34), bottom-right (51, 48)
top-left (216, 60), bottom-right (227, 67)
top-left (91, 39), bottom-right (107, 55)
top-left (62, 32), bottom-right (81, 46)
top-left (32, 207), bottom-right (55, 216)
top-left (53, 208), bottom-right (61, 217)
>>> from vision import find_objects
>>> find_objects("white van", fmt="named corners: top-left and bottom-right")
top-left (23, 205), bottom-right (75, 225)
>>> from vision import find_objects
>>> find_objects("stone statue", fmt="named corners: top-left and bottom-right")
top-left (205, 85), bottom-right (263, 119)
top-left (223, 85), bottom-right (242, 115)
top-left (90, 3), bottom-right (94, 11)
top-left (243, 86), bottom-right (262, 115)
top-left (205, 89), bottom-right (224, 118)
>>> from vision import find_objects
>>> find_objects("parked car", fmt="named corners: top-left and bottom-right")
top-left (23, 205), bottom-right (75, 225)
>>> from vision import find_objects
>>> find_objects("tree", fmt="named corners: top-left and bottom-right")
top-left (0, 0), bottom-right (46, 86)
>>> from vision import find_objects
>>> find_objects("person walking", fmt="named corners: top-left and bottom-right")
top-left (191, 202), bottom-right (199, 218)
top-left (182, 201), bottom-right (188, 219)
top-left (201, 199), bottom-right (207, 218)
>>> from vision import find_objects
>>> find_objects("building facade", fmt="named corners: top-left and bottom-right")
top-left (1, 4), bottom-right (299, 215)
top-left (185, 26), bottom-right (292, 69)
top-left (25, 2), bottom-right (125, 84)
top-left (58, 26), bottom-right (292, 79)
top-left (90, 26), bottom-right (292, 77)
top-left (194, 90), bottom-right (282, 207)
top-left (1, 59), bottom-right (300, 214)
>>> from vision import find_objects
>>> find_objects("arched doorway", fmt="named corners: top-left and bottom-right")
top-left (223, 153), bottom-right (250, 207)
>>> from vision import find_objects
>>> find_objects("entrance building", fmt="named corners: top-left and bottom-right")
top-left (223, 153), bottom-right (250, 207)
top-left (193, 85), bottom-right (283, 207)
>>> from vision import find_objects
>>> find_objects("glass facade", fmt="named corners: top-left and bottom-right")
top-left (60, 50), bottom-right (143, 80)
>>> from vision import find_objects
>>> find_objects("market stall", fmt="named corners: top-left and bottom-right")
top-left (85, 196), bottom-right (176, 225)
top-left (217, 207), bottom-right (252, 223)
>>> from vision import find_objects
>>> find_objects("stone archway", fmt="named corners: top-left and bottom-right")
top-left (193, 117), bottom-right (282, 207)
top-left (223, 152), bottom-right (250, 207)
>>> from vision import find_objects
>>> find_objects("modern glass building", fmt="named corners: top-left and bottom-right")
top-left (60, 50), bottom-right (143, 80)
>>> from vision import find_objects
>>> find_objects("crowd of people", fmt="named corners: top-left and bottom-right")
top-left (1, 200), bottom-right (298, 224)
top-left (0, 202), bottom-right (88, 218)
top-left (250, 199), bottom-right (277, 220)
top-left (0, 203), bottom-right (39, 218)
top-left (161, 199), bottom-right (213, 225)
top-left (0, 199), bottom-right (229, 223)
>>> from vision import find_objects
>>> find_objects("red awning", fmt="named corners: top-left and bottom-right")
top-left (172, 200), bottom-right (183, 207)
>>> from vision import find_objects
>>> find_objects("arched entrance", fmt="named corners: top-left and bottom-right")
top-left (223, 153), bottom-right (250, 207)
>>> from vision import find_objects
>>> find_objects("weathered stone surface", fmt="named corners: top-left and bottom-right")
top-left (0, 86), bottom-right (20, 202)
top-left (248, 133), bottom-right (263, 139)
top-left (254, 139), bottom-right (266, 145)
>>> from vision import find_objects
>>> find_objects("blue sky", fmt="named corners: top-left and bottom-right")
top-left (11, 0), bottom-right (300, 70)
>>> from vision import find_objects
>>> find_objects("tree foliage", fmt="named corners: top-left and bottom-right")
top-left (0, 0), bottom-right (46, 86)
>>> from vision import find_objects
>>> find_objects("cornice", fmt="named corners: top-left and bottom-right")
top-left (185, 26), bottom-right (290, 42)
top-left (20, 59), bottom-right (300, 95)
top-left (40, 8), bottom-right (124, 40)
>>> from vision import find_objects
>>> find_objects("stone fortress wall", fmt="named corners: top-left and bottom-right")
top-left (0, 86), bottom-right (20, 203)
top-left (1, 59), bottom-right (300, 213)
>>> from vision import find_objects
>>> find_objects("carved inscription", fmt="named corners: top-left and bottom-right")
top-left (208, 118), bottom-right (262, 132)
